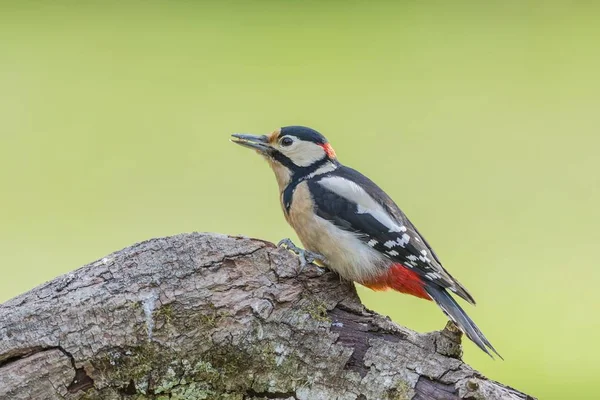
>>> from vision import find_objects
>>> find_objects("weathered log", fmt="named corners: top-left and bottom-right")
top-left (0, 233), bottom-right (534, 399)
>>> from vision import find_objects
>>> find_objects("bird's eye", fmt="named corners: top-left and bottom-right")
top-left (280, 137), bottom-right (294, 147)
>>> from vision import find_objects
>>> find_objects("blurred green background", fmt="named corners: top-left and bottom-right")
top-left (1, 1), bottom-right (599, 398)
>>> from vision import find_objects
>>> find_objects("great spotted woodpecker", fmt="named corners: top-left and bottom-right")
top-left (231, 126), bottom-right (500, 358)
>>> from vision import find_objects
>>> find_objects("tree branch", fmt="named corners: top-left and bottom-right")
top-left (0, 233), bottom-right (535, 400)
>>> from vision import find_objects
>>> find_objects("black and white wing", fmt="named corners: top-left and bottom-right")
top-left (308, 166), bottom-right (475, 304)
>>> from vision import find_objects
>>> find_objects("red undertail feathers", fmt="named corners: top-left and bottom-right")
top-left (362, 263), bottom-right (431, 300)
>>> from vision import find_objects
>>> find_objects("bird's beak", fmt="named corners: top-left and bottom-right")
top-left (230, 133), bottom-right (272, 154)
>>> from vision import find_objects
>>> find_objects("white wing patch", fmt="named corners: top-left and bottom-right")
top-left (367, 239), bottom-right (378, 247)
top-left (318, 176), bottom-right (405, 233)
top-left (390, 225), bottom-right (408, 233)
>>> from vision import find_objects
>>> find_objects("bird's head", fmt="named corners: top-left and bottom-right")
top-left (231, 126), bottom-right (338, 190)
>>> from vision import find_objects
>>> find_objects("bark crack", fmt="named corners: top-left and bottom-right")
top-left (244, 388), bottom-right (297, 399)
top-left (0, 345), bottom-right (95, 395)
top-left (329, 306), bottom-right (402, 378)
top-left (56, 346), bottom-right (95, 393)
top-left (0, 346), bottom-right (46, 369)
top-left (413, 376), bottom-right (458, 400)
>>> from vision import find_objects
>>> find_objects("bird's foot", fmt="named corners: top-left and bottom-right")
top-left (277, 238), bottom-right (327, 275)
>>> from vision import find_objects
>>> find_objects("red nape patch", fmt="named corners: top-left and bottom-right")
top-left (362, 264), bottom-right (431, 300)
top-left (320, 143), bottom-right (337, 159)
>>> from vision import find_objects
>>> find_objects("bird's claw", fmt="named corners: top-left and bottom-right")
top-left (277, 238), bottom-right (327, 275)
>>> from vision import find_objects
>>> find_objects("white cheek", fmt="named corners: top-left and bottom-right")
top-left (285, 142), bottom-right (326, 167)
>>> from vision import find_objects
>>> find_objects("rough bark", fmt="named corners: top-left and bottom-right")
top-left (0, 233), bottom-right (534, 400)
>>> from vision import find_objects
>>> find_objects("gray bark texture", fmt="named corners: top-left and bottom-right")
top-left (0, 233), bottom-right (535, 400)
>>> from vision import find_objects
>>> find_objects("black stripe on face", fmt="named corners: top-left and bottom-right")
top-left (272, 150), bottom-right (299, 171)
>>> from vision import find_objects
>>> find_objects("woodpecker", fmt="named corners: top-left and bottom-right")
top-left (231, 126), bottom-right (500, 358)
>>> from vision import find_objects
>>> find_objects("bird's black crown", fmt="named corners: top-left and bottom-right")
top-left (280, 126), bottom-right (328, 144)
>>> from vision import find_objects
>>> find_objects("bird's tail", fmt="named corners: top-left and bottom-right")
top-left (425, 285), bottom-right (502, 359)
